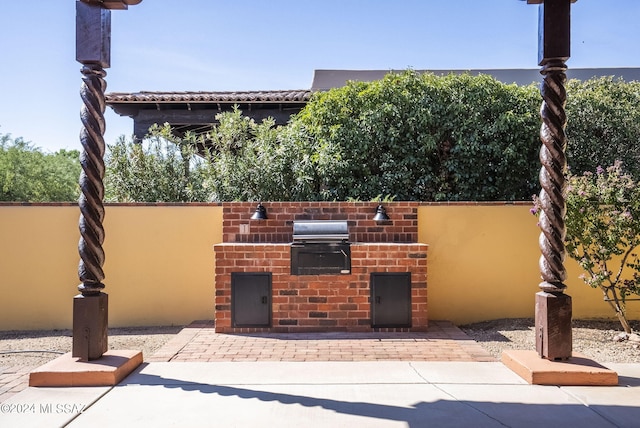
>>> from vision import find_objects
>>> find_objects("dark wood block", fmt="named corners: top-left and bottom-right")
top-left (535, 291), bottom-right (572, 360)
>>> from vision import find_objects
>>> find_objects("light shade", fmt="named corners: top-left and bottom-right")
top-left (373, 205), bottom-right (390, 221)
top-left (250, 203), bottom-right (268, 220)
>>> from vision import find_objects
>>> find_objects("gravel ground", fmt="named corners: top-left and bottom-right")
top-left (0, 326), bottom-right (182, 369)
top-left (460, 318), bottom-right (640, 363)
top-left (1, 320), bottom-right (639, 368)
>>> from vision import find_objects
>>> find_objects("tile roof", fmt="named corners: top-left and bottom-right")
top-left (106, 90), bottom-right (312, 104)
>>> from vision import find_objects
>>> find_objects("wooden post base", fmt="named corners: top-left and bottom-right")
top-left (72, 292), bottom-right (108, 361)
top-left (535, 291), bottom-right (572, 360)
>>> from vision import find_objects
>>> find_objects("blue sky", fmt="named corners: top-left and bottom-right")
top-left (1, 0), bottom-right (639, 153)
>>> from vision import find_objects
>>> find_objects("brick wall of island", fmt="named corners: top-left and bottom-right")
top-left (213, 202), bottom-right (428, 333)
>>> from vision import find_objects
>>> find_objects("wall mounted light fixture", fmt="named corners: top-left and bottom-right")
top-left (250, 203), bottom-right (268, 220)
top-left (373, 205), bottom-right (390, 221)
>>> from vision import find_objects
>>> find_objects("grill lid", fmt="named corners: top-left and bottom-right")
top-left (292, 220), bottom-right (349, 242)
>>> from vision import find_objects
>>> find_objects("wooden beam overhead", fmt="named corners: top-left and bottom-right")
top-left (80, 0), bottom-right (142, 10)
top-left (526, 0), bottom-right (577, 4)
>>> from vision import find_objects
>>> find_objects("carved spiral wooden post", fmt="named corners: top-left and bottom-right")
top-left (78, 64), bottom-right (107, 296)
top-left (73, 0), bottom-right (141, 361)
top-left (537, 60), bottom-right (568, 293)
top-left (528, 0), bottom-right (575, 361)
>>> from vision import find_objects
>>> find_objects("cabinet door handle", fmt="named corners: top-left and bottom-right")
top-left (376, 296), bottom-right (381, 304)
top-left (261, 296), bottom-right (268, 304)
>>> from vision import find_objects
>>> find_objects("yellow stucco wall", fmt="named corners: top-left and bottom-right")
top-left (0, 206), bottom-right (80, 330)
top-left (419, 204), bottom-right (640, 325)
top-left (0, 204), bottom-right (637, 330)
top-left (0, 204), bottom-right (223, 330)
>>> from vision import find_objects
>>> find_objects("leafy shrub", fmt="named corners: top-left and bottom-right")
top-left (104, 125), bottom-right (210, 202)
top-left (566, 77), bottom-right (640, 180)
top-left (204, 107), bottom-right (339, 201)
top-left (0, 133), bottom-right (81, 202)
top-left (295, 70), bottom-right (541, 201)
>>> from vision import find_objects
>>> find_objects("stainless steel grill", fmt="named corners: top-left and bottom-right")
top-left (291, 220), bottom-right (350, 275)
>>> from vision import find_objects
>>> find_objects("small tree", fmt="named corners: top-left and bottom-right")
top-left (562, 162), bottom-right (640, 333)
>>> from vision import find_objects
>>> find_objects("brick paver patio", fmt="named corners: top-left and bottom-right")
top-left (146, 320), bottom-right (495, 363)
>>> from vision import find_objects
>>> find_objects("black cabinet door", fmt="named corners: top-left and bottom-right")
top-left (231, 273), bottom-right (271, 327)
top-left (371, 272), bottom-right (411, 328)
